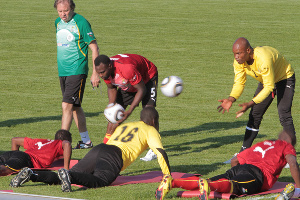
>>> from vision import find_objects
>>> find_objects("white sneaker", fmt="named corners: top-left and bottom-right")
top-left (223, 153), bottom-right (238, 164)
top-left (140, 149), bottom-right (157, 161)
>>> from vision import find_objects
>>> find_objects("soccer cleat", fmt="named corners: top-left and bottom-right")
top-left (140, 149), bottom-right (157, 161)
top-left (223, 153), bottom-right (238, 164)
top-left (275, 183), bottom-right (295, 200)
top-left (73, 141), bottom-right (93, 149)
top-left (155, 174), bottom-right (173, 200)
top-left (10, 167), bottom-right (33, 188)
top-left (58, 168), bottom-right (72, 192)
top-left (199, 178), bottom-right (210, 200)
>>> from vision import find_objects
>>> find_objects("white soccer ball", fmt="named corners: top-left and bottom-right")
top-left (160, 76), bottom-right (183, 97)
top-left (104, 103), bottom-right (125, 124)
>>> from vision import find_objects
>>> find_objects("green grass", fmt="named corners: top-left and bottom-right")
top-left (1, 0), bottom-right (300, 199)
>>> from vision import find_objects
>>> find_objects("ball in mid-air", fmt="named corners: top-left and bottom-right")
top-left (104, 103), bottom-right (125, 124)
top-left (160, 76), bottom-right (183, 97)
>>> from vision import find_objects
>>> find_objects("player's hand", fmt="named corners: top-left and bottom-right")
top-left (117, 110), bottom-right (131, 124)
top-left (217, 99), bottom-right (233, 114)
top-left (90, 72), bottom-right (101, 88)
top-left (236, 101), bottom-right (255, 118)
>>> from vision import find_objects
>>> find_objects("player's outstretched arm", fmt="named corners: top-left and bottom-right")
top-left (236, 100), bottom-right (255, 118)
top-left (217, 96), bottom-right (236, 114)
top-left (286, 154), bottom-right (300, 187)
top-left (11, 137), bottom-right (25, 151)
top-left (62, 141), bottom-right (72, 170)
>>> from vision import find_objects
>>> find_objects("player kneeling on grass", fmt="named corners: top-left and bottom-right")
top-left (155, 130), bottom-right (300, 200)
top-left (0, 129), bottom-right (72, 177)
top-left (10, 107), bottom-right (171, 193)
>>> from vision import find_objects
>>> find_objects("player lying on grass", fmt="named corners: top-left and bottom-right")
top-left (155, 130), bottom-right (300, 200)
top-left (0, 129), bottom-right (72, 177)
top-left (10, 107), bottom-right (171, 193)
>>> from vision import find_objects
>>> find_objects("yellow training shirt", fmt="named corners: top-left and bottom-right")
top-left (107, 121), bottom-right (170, 175)
top-left (229, 46), bottom-right (294, 104)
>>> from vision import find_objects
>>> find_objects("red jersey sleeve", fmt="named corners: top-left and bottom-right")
top-left (283, 142), bottom-right (296, 157)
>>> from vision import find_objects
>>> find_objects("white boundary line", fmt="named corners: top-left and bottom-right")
top-left (0, 191), bottom-right (85, 200)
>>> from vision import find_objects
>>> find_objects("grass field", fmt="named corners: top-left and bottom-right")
top-left (1, 0), bottom-right (300, 199)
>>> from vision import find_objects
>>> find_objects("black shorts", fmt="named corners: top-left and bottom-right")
top-left (116, 75), bottom-right (158, 107)
top-left (0, 151), bottom-right (33, 171)
top-left (69, 143), bottom-right (123, 188)
top-left (210, 164), bottom-right (264, 195)
top-left (59, 74), bottom-right (87, 107)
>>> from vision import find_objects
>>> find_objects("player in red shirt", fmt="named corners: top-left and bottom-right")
top-left (94, 54), bottom-right (158, 143)
top-left (0, 129), bottom-right (72, 176)
top-left (155, 130), bottom-right (300, 200)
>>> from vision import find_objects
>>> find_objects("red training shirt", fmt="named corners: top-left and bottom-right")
top-left (237, 140), bottom-right (296, 191)
top-left (104, 54), bottom-right (158, 92)
top-left (24, 137), bottom-right (64, 169)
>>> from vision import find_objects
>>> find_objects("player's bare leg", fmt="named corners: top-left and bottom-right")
top-left (61, 102), bottom-right (73, 131)
top-left (73, 107), bottom-right (87, 133)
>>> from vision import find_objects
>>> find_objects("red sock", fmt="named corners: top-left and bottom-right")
top-left (103, 133), bottom-right (111, 144)
top-left (209, 178), bottom-right (233, 193)
top-left (172, 176), bottom-right (200, 190)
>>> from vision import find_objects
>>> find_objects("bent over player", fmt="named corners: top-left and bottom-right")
top-left (10, 107), bottom-right (171, 193)
top-left (0, 130), bottom-right (72, 177)
top-left (94, 54), bottom-right (158, 144)
top-left (218, 37), bottom-right (295, 154)
top-left (155, 130), bottom-right (300, 200)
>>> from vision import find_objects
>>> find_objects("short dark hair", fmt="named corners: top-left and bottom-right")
top-left (55, 129), bottom-right (72, 143)
top-left (94, 55), bottom-right (111, 67)
top-left (140, 107), bottom-right (159, 125)
top-left (54, 0), bottom-right (76, 10)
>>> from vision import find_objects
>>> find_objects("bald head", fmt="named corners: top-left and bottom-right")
top-left (140, 107), bottom-right (159, 130)
top-left (232, 37), bottom-right (253, 64)
top-left (233, 37), bottom-right (251, 50)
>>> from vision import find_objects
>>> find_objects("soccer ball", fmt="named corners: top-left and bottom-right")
top-left (160, 76), bottom-right (183, 97)
top-left (104, 103), bottom-right (125, 124)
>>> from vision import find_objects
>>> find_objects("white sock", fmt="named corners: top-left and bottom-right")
top-left (80, 131), bottom-right (91, 144)
top-left (293, 188), bottom-right (300, 198)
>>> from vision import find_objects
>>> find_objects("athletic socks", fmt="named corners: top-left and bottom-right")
top-left (172, 176), bottom-right (200, 190)
top-left (103, 133), bottom-right (111, 144)
top-left (242, 127), bottom-right (259, 149)
top-left (172, 177), bottom-right (233, 194)
top-left (80, 131), bottom-right (91, 144)
top-left (31, 171), bottom-right (60, 185)
top-left (209, 178), bottom-right (233, 193)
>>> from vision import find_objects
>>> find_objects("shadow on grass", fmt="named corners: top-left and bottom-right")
top-left (160, 120), bottom-right (267, 157)
top-left (122, 163), bottom-right (223, 177)
top-left (0, 112), bottom-right (102, 128)
top-left (160, 120), bottom-right (247, 137)
top-left (165, 133), bottom-right (266, 157)
top-left (278, 176), bottom-right (294, 183)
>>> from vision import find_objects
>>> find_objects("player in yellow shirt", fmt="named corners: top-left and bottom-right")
top-left (10, 107), bottom-right (171, 192)
top-left (218, 37), bottom-right (295, 153)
